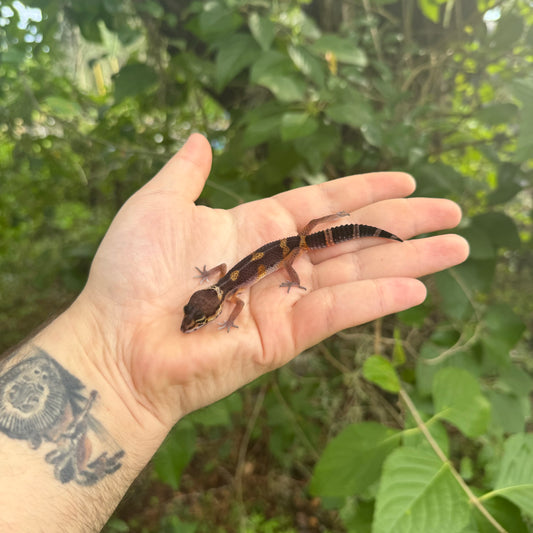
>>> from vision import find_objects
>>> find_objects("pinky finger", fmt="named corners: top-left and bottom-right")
top-left (291, 278), bottom-right (427, 352)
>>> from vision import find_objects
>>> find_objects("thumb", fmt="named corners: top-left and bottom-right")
top-left (143, 133), bottom-right (213, 202)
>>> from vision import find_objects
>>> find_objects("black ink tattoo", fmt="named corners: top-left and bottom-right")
top-left (0, 347), bottom-right (124, 486)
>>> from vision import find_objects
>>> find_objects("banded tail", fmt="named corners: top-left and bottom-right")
top-left (305, 223), bottom-right (403, 249)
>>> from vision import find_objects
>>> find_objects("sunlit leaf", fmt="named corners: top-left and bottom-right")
top-left (432, 367), bottom-right (490, 438)
top-left (363, 355), bottom-right (400, 393)
top-left (310, 422), bottom-right (401, 497)
top-left (374, 447), bottom-right (470, 533)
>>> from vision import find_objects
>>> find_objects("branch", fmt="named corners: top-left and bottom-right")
top-left (399, 388), bottom-right (508, 533)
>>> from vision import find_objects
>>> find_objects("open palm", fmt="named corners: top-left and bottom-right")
top-left (81, 134), bottom-right (468, 424)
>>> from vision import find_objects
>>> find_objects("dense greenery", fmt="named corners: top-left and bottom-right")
top-left (1, 0), bottom-right (532, 531)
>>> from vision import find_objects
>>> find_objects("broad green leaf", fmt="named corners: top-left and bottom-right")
top-left (492, 433), bottom-right (533, 518)
top-left (152, 421), bottom-right (196, 490)
top-left (457, 226), bottom-right (495, 260)
top-left (197, 3), bottom-right (243, 40)
top-left (471, 212), bottom-right (521, 250)
top-left (311, 34), bottom-right (367, 67)
top-left (243, 115), bottom-right (282, 147)
top-left (257, 73), bottom-right (307, 102)
top-left (403, 416), bottom-right (450, 457)
top-left (432, 367), bottom-right (490, 438)
top-left (339, 497), bottom-right (374, 533)
top-left (250, 50), bottom-right (307, 102)
top-left (215, 33), bottom-right (260, 91)
top-left (250, 50), bottom-right (293, 81)
top-left (488, 162), bottom-right (523, 205)
top-left (280, 112), bottom-right (318, 140)
top-left (43, 96), bottom-right (82, 119)
top-left (287, 44), bottom-right (325, 87)
top-left (248, 12), bottom-right (276, 51)
top-left (325, 100), bottom-right (372, 129)
top-left (472, 496), bottom-right (528, 533)
top-left (310, 422), bottom-right (401, 497)
top-left (453, 258), bottom-right (496, 294)
top-left (374, 447), bottom-right (470, 533)
top-left (417, 0), bottom-right (442, 23)
top-left (492, 13), bottom-right (524, 50)
top-left (481, 303), bottom-right (525, 367)
top-left (487, 390), bottom-right (527, 434)
top-left (433, 269), bottom-right (473, 320)
top-left (113, 63), bottom-right (158, 103)
top-left (293, 124), bottom-right (340, 171)
top-left (362, 355), bottom-right (400, 393)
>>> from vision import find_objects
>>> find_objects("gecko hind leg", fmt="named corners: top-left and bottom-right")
top-left (279, 249), bottom-right (307, 293)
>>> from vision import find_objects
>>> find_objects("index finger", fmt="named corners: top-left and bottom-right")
top-left (272, 172), bottom-right (416, 229)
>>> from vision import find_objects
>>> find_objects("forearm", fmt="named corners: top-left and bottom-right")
top-left (0, 298), bottom-right (170, 533)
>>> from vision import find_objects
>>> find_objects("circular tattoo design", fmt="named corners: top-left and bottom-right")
top-left (0, 356), bottom-right (68, 440)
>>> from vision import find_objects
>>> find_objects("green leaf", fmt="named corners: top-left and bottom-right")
top-left (310, 422), bottom-right (401, 497)
top-left (417, 0), bottom-right (447, 24)
top-left (432, 367), bottom-right (490, 438)
top-left (311, 34), bottom-right (367, 67)
top-left (248, 12), bottom-right (276, 51)
top-left (250, 51), bottom-right (307, 102)
top-left (243, 114), bottom-right (282, 147)
top-left (152, 422), bottom-right (196, 490)
top-left (515, 102), bottom-right (533, 163)
top-left (280, 112), bottom-right (318, 140)
top-left (472, 496), bottom-right (528, 533)
top-left (373, 447), bottom-right (470, 533)
top-left (113, 63), bottom-right (158, 103)
top-left (363, 355), bottom-right (400, 393)
top-left (392, 328), bottom-right (406, 366)
top-left (43, 96), bottom-right (82, 119)
top-left (488, 162), bottom-right (523, 205)
top-left (257, 73), bottom-right (307, 102)
top-left (481, 303), bottom-right (525, 367)
top-left (493, 433), bottom-right (533, 518)
top-left (487, 390), bottom-right (527, 434)
top-left (433, 269), bottom-right (473, 320)
top-left (492, 13), bottom-right (524, 50)
top-left (196, 3), bottom-right (243, 40)
top-left (471, 212), bottom-right (521, 250)
top-left (215, 33), bottom-right (260, 91)
top-left (287, 44), bottom-right (325, 87)
top-left (457, 226), bottom-right (495, 260)
top-left (324, 99), bottom-right (373, 129)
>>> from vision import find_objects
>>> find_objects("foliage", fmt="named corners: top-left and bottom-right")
top-left (1, 0), bottom-right (532, 531)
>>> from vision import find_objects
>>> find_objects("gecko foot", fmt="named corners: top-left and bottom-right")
top-left (218, 321), bottom-right (239, 333)
top-left (280, 281), bottom-right (307, 294)
top-left (194, 265), bottom-right (211, 283)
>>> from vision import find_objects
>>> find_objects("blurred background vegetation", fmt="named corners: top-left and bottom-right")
top-left (0, 0), bottom-right (532, 531)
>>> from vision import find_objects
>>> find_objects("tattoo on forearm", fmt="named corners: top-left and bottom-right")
top-left (0, 346), bottom-right (124, 486)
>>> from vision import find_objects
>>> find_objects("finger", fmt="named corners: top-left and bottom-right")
top-left (272, 172), bottom-right (416, 229)
top-left (142, 133), bottom-right (213, 201)
top-left (308, 197), bottom-right (463, 264)
top-left (291, 278), bottom-right (427, 352)
top-left (310, 234), bottom-right (469, 288)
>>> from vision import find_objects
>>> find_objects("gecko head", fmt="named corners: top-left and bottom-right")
top-left (181, 287), bottom-right (223, 333)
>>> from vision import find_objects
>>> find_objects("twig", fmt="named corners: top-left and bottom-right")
top-left (234, 382), bottom-right (268, 531)
top-left (399, 388), bottom-right (508, 533)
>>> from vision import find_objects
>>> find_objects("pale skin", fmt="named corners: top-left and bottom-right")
top-left (0, 133), bottom-right (469, 531)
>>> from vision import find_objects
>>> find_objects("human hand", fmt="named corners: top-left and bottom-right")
top-left (73, 133), bottom-right (468, 429)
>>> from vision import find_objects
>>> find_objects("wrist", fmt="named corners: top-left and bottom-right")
top-left (31, 293), bottom-right (170, 469)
